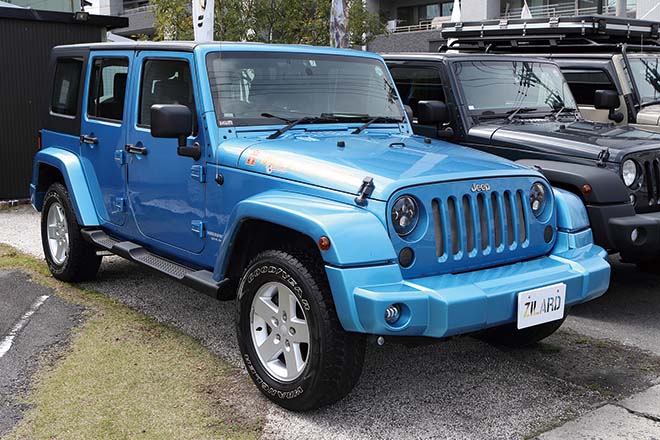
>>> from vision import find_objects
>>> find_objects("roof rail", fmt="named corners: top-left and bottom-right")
top-left (440, 15), bottom-right (660, 53)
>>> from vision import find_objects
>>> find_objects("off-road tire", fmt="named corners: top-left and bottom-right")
top-left (236, 249), bottom-right (366, 411)
top-left (481, 316), bottom-right (567, 348)
top-left (41, 182), bottom-right (102, 281)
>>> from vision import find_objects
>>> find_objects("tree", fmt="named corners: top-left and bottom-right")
top-left (150, 0), bottom-right (386, 47)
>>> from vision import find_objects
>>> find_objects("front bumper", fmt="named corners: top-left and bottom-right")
top-left (326, 230), bottom-right (610, 338)
top-left (587, 204), bottom-right (660, 258)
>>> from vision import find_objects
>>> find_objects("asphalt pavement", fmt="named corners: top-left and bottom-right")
top-left (0, 269), bottom-right (84, 437)
top-left (1, 205), bottom-right (659, 440)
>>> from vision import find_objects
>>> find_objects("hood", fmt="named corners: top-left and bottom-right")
top-left (222, 131), bottom-right (539, 201)
top-left (472, 120), bottom-right (660, 163)
top-left (637, 104), bottom-right (660, 127)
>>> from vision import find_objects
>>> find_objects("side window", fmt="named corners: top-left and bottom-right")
top-left (51, 58), bottom-right (83, 116)
top-left (562, 69), bottom-right (617, 106)
top-left (388, 65), bottom-right (445, 117)
top-left (138, 59), bottom-right (196, 132)
top-left (87, 58), bottom-right (129, 121)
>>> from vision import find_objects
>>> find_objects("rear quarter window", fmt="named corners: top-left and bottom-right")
top-left (51, 59), bottom-right (83, 116)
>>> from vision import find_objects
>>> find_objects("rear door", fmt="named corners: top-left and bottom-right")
top-left (80, 51), bottom-right (132, 225)
top-left (125, 52), bottom-right (205, 253)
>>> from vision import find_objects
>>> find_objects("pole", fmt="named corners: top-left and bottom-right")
top-left (616, 0), bottom-right (626, 16)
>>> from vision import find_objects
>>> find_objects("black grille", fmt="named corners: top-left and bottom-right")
top-left (431, 190), bottom-right (529, 260)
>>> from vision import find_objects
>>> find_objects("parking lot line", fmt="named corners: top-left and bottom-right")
top-left (0, 294), bottom-right (50, 358)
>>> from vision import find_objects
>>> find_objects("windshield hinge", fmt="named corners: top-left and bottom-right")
top-left (191, 165), bottom-right (206, 183)
top-left (191, 220), bottom-right (206, 238)
top-left (597, 148), bottom-right (611, 167)
top-left (354, 176), bottom-right (375, 206)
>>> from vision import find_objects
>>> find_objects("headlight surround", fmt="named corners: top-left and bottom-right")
top-left (391, 195), bottom-right (419, 236)
top-left (622, 159), bottom-right (638, 187)
top-left (530, 182), bottom-right (548, 218)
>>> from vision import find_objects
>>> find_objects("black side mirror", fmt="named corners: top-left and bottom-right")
top-left (151, 104), bottom-right (200, 160)
top-left (417, 100), bottom-right (450, 125)
top-left (594, 89), bottom-right (619, 110)
top-left (593, 90), bottom-right (624, 123)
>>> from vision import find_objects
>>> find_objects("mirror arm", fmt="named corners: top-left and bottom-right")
top-left (177, 137), bottom-right (202, 161)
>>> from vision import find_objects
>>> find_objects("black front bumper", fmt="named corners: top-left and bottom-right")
top-left (587, 203), bottom-right (660, 260)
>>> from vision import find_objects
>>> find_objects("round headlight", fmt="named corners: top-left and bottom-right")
top-left (530, 182), bottom-right (548, 217)
top-left (391, 195), bottom-right (419, 236)
top-left (622, 159), bottom-right (638, 187)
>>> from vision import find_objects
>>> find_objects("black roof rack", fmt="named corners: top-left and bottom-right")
top-left (440, 15), bottom-right (660, 53)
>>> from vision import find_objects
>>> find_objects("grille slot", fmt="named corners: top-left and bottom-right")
top-left (653, 159), bottom-right (660, 201)
top-left (432, 189), bottom-right (529, 261)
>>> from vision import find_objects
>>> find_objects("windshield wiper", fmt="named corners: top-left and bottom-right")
top-left (261, 113), bottom-right (338, 139)
top-left (352, 116), bottom-right (404, 134)
top-left (548, 106), bottom-right (577, 120)
top-left (507, 107), bottom-right (538, 122)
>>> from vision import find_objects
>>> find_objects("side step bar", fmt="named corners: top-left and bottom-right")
top-left (82, 229), bottom-right (227, 299)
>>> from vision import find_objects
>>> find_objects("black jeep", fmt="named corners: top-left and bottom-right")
top-left (383, 52), bottom-right (660, 268)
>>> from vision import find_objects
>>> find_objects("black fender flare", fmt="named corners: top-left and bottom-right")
top-left (516, 159), bottom-right (629, 205)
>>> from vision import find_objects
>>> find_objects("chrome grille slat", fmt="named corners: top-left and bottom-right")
top-left (432, 186), bottom-right (529, 262)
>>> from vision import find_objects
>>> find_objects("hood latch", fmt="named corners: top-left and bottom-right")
top-left (597, 148), bottom-right (610, 167)
top-left (354, 176), bottom-right (375, 206)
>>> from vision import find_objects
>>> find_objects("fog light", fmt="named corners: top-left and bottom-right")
top-left (384, 304), bottom-right (401, 325)
top-left (631, 228), bottom-right (639, 243)
top-left (544, 226), bottom-right (554, 243)
top-left (398, 247), bottom-right (414, 268)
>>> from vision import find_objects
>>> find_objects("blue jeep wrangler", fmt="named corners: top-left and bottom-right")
top-left (31, 41), bottom-right (610, 410)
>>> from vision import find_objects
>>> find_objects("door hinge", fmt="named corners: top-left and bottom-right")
top-left (114, 150), bottom-right (126, 165)
top-left (113, 197), bottom-right (125, 213)
top-left (191, 165), bottom-right (206, 183)
top-left (191, 220), bottom-right (205, 238)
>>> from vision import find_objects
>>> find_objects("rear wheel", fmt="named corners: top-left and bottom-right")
top-left (481, 316), bottom-right (566, 348)
top-left (236, 249), bottom-right (365, 411)
top-left (41, 183), bottom-right (101, 281)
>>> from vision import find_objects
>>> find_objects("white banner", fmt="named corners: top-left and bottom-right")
top-left (192, 0), bottom-right (214, 42)
top-left (330, 0), bottom-right (348, 48)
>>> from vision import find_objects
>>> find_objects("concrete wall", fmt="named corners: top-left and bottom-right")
top-left (461, 0), bottom-right (501, 20)
top-left (368, 29), bottom-right (444, 53)
top-left (6, 0), bottom-right (79, 12)
top-left (636, 0), bottom-right (660, 20)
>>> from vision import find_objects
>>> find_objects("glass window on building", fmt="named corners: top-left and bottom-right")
top-left (397, 2), bottom-right (450, 25)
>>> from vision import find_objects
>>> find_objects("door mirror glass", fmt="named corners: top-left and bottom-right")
top-left (150, 104), bottom-right (192, 141)
top-left (593, 89), bottom-right (619, 110)
top-left (417, 100), bottom-right (450, 125)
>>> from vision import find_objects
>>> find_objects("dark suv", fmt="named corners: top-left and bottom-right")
top-left (383, 52), bottom-right (660, 268)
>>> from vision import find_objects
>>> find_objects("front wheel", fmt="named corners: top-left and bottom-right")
top-left (41, 182), bottom-right (102, 282)
top-left (236, 250), bottom-right (365, 411)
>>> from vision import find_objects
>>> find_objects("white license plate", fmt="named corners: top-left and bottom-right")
top-left (517, 283), bottom-right (566, 330)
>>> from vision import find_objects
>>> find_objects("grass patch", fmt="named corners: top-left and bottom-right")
top-left (1, 244), bottom-right (263, 439)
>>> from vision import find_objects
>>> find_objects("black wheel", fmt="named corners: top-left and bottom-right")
top-left (41, 182), bottom-right (102, 282)
top-left (480, 316), bottom-right (566, 348)
top-left (236, 249), bottom-right (366, 411)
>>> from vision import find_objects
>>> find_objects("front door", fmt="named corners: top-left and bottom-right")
top-left (80, 52), bottom-right (132, 225)
top-left (126, 52), bottom-right (205, 253)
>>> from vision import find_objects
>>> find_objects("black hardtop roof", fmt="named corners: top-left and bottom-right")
top-left (440, 15), bottom-right (660, 54)
top-left (381, 52), bottom-right (558, 63)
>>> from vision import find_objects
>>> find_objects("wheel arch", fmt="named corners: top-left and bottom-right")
top-left (32, 148), bottom-right (100, 226)
top-left (213, 190), bottom-right (397, 282)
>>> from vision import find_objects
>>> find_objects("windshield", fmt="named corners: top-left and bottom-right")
top-left (628, 56), bottom-right (660, 104)
top-left (452, 60), bottom-right (577, 117)
top-left (206, 52), bottom-right (404, 126)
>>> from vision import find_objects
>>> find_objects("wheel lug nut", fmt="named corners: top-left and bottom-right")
top-left (273, 318), bottom-right (279, 326)
top-left (289, 327), bottom-right (295, 335)
top-left (282, 311), bottom-right (287, 322)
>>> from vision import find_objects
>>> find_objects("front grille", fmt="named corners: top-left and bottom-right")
top-left (431, 190), bottom-right (529, 261)
top-left (642, 158), bottom-right (660, 203)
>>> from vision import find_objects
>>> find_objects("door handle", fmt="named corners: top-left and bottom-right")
top-left (125, 144), bottom-right (148, 155)
top-left (80, 134), bottom-right (98, 145)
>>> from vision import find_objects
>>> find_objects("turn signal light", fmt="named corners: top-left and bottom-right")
top-left (318, 236), bottom-right (331, 251)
